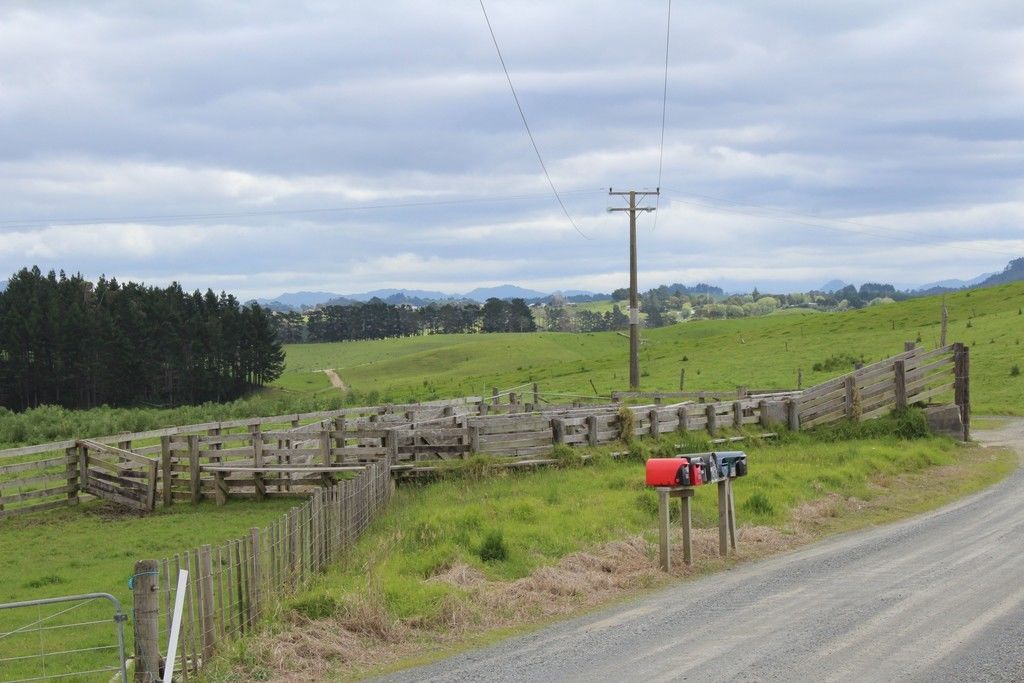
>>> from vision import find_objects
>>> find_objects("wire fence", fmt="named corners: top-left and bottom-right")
top-left (0, 594), bottom-right (128, 683)
top-left (133, 460), bottom-right (392, 681)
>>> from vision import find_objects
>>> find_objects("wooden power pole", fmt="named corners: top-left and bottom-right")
top-left (609, 188), bottom-right (658, 389)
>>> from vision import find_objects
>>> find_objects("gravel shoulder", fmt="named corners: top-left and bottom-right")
top-left (381, 422), bottom-right (1024, 683)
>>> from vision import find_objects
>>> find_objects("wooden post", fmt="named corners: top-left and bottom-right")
top-left (469, 425), bottom-right (481, 453)
top-left (287, 508), bottom-right (298, 587)
top-left (386, 429), bottom-right (399, 465)
top-left (649, 409), bottom-right (660, 439)
top-left (727, 478), bottom-right (737, 551)
top-left (552, 418), bottom-right (566, 444)
top-left (132, 559), bottom-right (160, 682)
top-left (758, 400), bottom-right (769, 428)
top-left (732, 401), bottom-right (743, 429)
top-left (844, 375), bottom-right (856, 419)
top-left (198, 545), bottom-right (216, 662)
top-left (492, 387), bottom-right (499, 405)
top-left (894, 359), bottom-right (907, 410)
top-left (941, 303), bottom-right (949, 347)
top-left (161, 436), bottom-right (173, 507)
top-left (333, 416), bottom-right (346, 450)
top-left (737, 385), bottom-right (747, 398)
top-left (954, 342), bottom-right (971, 441)
top-left (319, 428), bottom-right (332, 468)
top-left (677, 405), bottom-right (689, 432)
top-left (679, 367), bottom-right (685, 391)
top-left (658, 488), bottom-right (671, 571)
top-left (188, 435), bottom-right (201, 503)
top-left (797, 367), bottom-right (802, 389)
top-left (249, 528), bottom-right (261, 621)
top-left (587, 415), bottom-right (599, 446)
top-left (787, 398), bottom-right (800, 432)
top-left (65, 446), bottom-right (79, 505)
top-left (717, 480), bottom-right (729, 557)
top-left (533, 382), bottom-right (540, 405)
top-left (904, 340), bottom-right (916, 352)
top-left (214, 471), bottom-right (228, 505)
top-left (705, 404), bottom-right (717, 436)
top-left (680, 493), bottom-right (693, 566)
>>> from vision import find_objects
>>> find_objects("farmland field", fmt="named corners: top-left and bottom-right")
top-left (275, 281), bottom-right (1024, 415)
top-left (1, 282), bottom-right (1020, 450)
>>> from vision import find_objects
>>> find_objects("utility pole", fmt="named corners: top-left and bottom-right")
top-left (609, 188), bottom-right (658, 390)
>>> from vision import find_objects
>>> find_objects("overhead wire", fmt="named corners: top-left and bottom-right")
top-left (652, 0), bottom-right (672, 232)
top-left (478, 0), bottom-right (592, 239)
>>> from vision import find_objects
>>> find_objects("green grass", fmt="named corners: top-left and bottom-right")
top-left (208, 416), bottom-right (1016, 680)
top-left (273, 281), bottom-right (1024, 414)
top-left (0, 497), bottom-right (301, 681)
top-left (3, 282), bottom-right (1021, 448)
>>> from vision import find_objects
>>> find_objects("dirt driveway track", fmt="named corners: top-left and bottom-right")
top-left (380, 421), bottom-right (1024, 682)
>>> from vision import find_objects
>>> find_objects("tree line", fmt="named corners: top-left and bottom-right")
top-left (0, 267), bottom-right (284, 411)
top-left (273, 297), bottom-right (537, 343)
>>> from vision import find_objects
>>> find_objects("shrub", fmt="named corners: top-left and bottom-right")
top-left (290, 594), bottom-right (338, 620)
top-left (478, 530), bottom-right (508, 563)
top-left (552, 443), bottom-right (583, 467)
top-left (811, 352), bottom-right (863, 373)
top-left (743, 492), bottom-right (775, 517)
top-left (617, 406), bottom-right (636, 443)
top-left (1012, 365), bottom-right (1021, 377)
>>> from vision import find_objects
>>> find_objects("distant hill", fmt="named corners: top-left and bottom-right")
top-left (463, 284), bottom-right (548, 302)
top-left (258, 291), bottom-right (345, 308)
top-left (915, 272), bottom-right (995, 291)
top-left (346, 288), bottom-right (453, 303)
top-left (977, 257), bottom-right (1024, 286)
top-left (819, 279), bottom-right (848, 293)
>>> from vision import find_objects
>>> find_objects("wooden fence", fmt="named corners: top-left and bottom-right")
top-left (132, 460), bottom-right (393, 680)
top-left (0, 343), bottom-right (971, 520)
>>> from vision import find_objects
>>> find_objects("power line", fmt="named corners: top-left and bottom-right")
top-left (0, 189), bottom-right (605, 231)
top-left (652, 0), bottom-right (672, 232)
top-left (478, 0), bottom-right (592, 240)
top-left (663, 192), bottom-right (1020, 258)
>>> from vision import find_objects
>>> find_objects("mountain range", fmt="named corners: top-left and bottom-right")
top-left (248, 257), bottom-right (1024, 310)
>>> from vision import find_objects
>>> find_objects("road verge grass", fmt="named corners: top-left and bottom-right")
top-left (204, 413), bottom-right (1017, 681)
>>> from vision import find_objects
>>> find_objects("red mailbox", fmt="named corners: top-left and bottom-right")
top-left (645, 458), bottom-right (690, 487)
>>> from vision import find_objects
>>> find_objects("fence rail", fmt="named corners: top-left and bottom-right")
top-left (0, 343), bottom-right (970, 520)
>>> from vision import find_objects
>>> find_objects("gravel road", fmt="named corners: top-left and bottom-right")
top-left (381, 421), bottom-right (1024, 682)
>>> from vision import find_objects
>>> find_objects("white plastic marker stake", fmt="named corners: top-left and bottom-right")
top-left (163, 570), bottom-right (189, 682)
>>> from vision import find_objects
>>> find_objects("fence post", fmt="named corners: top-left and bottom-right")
top-left (587, 415), bottom-right (599, 446)
top-left (65, 446), bottom-right (79, 505)
top-left (904, 340), bottom-right (916, 352)
top-left (732, 401), bottom-right (743, 429)
top-left (552, 418), bottom-right (565, 445)
top-left (844, 376), bottom-right (856, 419)
top-left (287, 508), bottom-right (298, 588)
top-left (533, 383), bottom-right (540, 405)
top-left (198, 545), bottom-right (216, 662)
top-left (469, 425), bottom-right (481, 454)
top-left (160, 436), bottom-right (173, 507)
top-left (249, 528), bottom-right (262, 621)
top-left (705, 404), bottom-right (717, 436)
top-left (758, 400), bottom-right (770, 428)
top-left (188, 435), bottom-right (201, 503)
top-left (478, 401), bottom-right (489, 416)
top-left (492, 388), bottom-right (499, 405)
top-left (894, 359), bottom-right (907, 410)
top-left (649, 409), bottom-right (660, 439)
top-left (954, 342), bottom-right (971, 441)
top-left (386, 429), bottom-right (399, 466)
top-left (319, 428), bottom-right (332, 468)
top-left (677, 405), bottom-right (689, 432)
top-left (787, 399), bottom-right (800, 432)
top-left (133, 559), bottom-right (160, 682)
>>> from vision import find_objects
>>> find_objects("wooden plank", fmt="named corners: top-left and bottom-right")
top-left (907, 381), bottom-right (955, 404)
top-left (0, 457), bottom-right (70, 476)
top-left (201, 465), bottom-right (365, 473)
top-left (0, 498), bottom-right (70, 519)
top-left (0, 484), bottom-right (74, 506)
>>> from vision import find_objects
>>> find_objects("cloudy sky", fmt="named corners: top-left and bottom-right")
top-left (1, 0), bottom-right (1022, 298)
